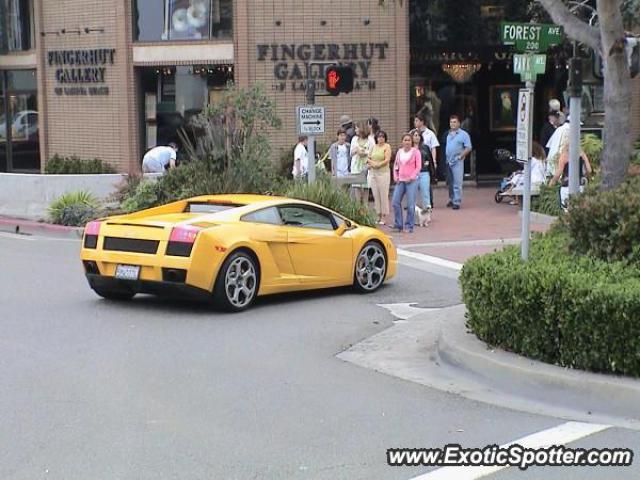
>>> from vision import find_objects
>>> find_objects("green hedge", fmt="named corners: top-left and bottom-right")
top-left (460, 230), bottom-right (640, 377)
top-left (562, 176), bottom-right (640, 265)
top-left (45, 154), bottom-right (115, 174)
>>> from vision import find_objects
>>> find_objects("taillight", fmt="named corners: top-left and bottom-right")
top-left (85, 220), bottom-right (101, 236)
top-left (84, 221), bottom-right (101, 249)
top-left (167, 225), bottom-right (202, 257)
top-left (169, 225), bottom-right (202, 243)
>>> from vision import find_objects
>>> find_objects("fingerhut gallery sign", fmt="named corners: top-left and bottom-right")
top-left (48, 48), bottom-right (116, 96)
top-left (256, 43), bottom-right (388, 92)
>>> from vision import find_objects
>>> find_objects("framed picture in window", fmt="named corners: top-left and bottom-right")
top-left (169, 0), bottom-right (210, 40)
top-left (489, 85), bottom-right (519, 132)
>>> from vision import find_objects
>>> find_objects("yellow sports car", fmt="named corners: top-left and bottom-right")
top-left (81, 194), bottom-right (397, 311)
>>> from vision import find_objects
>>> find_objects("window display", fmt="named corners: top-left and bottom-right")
top-left (134, 0), bottom-right (233, 42)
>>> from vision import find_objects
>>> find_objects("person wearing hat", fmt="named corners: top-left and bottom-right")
top-left (540, 110), bottom-right (560, 156)
top-left (142, 142), bottom-right (178, 173)
top-left (339, 114), bottom-right (355, 144)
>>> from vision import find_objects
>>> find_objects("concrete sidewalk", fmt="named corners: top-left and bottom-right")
top-left (339, 304), bottom-right (640, 430)
top-left (385, 185), bottom-right (551, 264)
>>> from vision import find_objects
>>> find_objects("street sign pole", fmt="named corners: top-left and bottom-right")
top-left (568, 55), bottom-right (583, 197)
top-left (505, 21), bottom-right (562, 261)
top-left (521, 79), bottom-right (534, 261)
top-left (306, 80), bottom-right (316, 185)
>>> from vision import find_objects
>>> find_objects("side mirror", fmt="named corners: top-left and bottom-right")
top-left (335, 220), bottom-right (352, 236)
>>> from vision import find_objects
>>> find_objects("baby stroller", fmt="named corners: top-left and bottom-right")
top-left (493, 149), bottom-right (525, 204)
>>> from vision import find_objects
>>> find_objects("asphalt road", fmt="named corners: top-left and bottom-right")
top-left (1, 231), bottom-right (638, 480)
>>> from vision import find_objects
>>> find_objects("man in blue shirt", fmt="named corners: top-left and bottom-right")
top-left (444, 115), bottom-right (472, 209)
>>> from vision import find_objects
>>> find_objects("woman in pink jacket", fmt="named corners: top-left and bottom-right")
top-left (392, 133), bottom-right (421, 233)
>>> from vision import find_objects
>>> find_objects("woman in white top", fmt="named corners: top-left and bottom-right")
top-left (350, 121), bottom-right (374, 204)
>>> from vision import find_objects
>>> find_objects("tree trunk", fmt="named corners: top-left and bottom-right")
top-left (538, 0), bottom-right (633, 190)
top-left (598, 0), bottom-right (632, 190)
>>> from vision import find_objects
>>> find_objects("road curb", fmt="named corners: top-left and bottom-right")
top-left (519, 210), bottom-right (558, 226)
top-left (0, 216), bottom-right (83, 239)
top-left (438, 311), bottom-right (640, 425)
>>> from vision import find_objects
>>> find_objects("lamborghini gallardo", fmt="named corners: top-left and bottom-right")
top-left (80, 194), bottom-right (397, 311)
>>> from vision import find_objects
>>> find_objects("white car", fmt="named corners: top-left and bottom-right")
top-left (0, 110), bottom-right (38, 140)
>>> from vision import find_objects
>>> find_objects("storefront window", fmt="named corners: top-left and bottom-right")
top-left (139, 65), bottom-right (232, 153)
top-left (0, 69), bottom-right (39, 172)
top-left (2, 0), bottom-right (34, 52)
top-left (134, 0), bottom-right (233, 42)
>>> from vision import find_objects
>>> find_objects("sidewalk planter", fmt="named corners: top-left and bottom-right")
top-left (460, 230), bottom-right (640, 378)
top-left (0, 172), bottom-right (161, 220)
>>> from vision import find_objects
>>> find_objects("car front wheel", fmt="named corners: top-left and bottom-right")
top-left (213, 251), bottom-right (259, 312)
top-left (354, 242), bottom-right (387, 293)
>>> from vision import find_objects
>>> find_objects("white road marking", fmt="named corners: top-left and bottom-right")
top-left (0, 231), bottom-right (35, 241)
top-left (399, 238), bottom-right (520, 249)
top-left (398, 249), bottom-right (463, 272)
top-left (378, 303), bottom-right (442, 321)
top-left (410, 421), bottom-right (611, 480)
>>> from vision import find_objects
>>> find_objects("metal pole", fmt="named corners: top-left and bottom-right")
top-left (306, 79), bottom-right (316, 184)
top-left (521, 79), bottom-right (534, 261)
top-left (568, 55), bottom-right (582, 196)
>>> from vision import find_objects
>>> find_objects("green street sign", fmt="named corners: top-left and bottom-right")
top-left (501, 22), bottom-right (563, 52)
top-left (514, 54), bottom-right (547, 75)
top-left (514, 53), bottom-right (547, 82)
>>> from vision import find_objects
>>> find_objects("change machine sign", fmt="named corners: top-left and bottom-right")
top-left (297, 106), bottom-right (325, 135)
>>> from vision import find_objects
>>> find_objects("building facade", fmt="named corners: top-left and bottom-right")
top-left (0, 0), bottom-right (637, 176)
top-left (0, 0), bottom-right (407, 173)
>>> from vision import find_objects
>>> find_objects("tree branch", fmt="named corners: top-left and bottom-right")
top-left (536, 0), bottom-right (601, 53)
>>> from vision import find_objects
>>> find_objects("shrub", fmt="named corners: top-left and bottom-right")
top-left (285, 173), bottom-right (377, 227)
top-left (580, 133), bottom-right (603, 169)
top-left (530, 183), bottom-right (562, 217)
top-left (120, 180), bottom-right (161, 213)
top-left (45, 154), bottom-right (116, 174)
top-left (632, 137), bottom-right (640, 167)
top-left (561, 175), bottom-right (640, 264)
top-left (48, 190), bottom-right (101, 226)
top-left (460, 229), bottom-right (640, 377)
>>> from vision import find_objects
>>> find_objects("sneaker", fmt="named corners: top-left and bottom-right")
top-left (446, 201), bottom-right (453, 208)
top-left (452, 204), bottom-right (460, 210)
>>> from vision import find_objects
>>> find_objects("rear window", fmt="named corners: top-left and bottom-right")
top-left (185, 202), bottom-right (242, 213)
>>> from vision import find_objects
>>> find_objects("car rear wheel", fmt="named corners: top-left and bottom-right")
top-left (354, 242), bottom-right (387, 293)
top-left (213, 251), bottom-right (259, 312)
top-left (92, 287), bottom-right (135, 301)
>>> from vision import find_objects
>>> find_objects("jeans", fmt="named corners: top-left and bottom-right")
top-left (392, 179), bottom-right (418, 230)
top-left (447, 160), bottom-right (464, 206)
top-left (417, 171), bottom-right (431, 209)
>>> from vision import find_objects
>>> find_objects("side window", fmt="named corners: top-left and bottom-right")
top-left (242, 207), bottom-right (282, 225)
top-left (279, 206), bottom-right (335, 230)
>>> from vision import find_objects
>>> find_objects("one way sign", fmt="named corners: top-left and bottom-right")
top-left (297, 106), bottom-right (325, 135)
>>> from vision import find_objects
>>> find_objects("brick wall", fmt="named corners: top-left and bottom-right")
top-left (236, 0), bottom-right (410, 161)
top-left (39, 0), bottom-right (138, 173)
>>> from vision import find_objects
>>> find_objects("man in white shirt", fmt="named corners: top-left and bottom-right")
top-left (292, 135), bottom-right (308, 179)
top-left (414, 114), bottom-right (439, 166)
top-left (142, 143), bottom-right (178, 173)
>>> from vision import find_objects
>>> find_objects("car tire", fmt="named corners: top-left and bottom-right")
top-left (495, 191), bottom-right (504, 203)
top-left (92, 287), bottom-right (135, 301)
top-left (353, 241), bottom-right (387, 293)
top-left (213, 250), bottom-right (259, 312)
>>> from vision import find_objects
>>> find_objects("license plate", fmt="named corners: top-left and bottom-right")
top-left (115, 264), bottom-right (140, 280)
